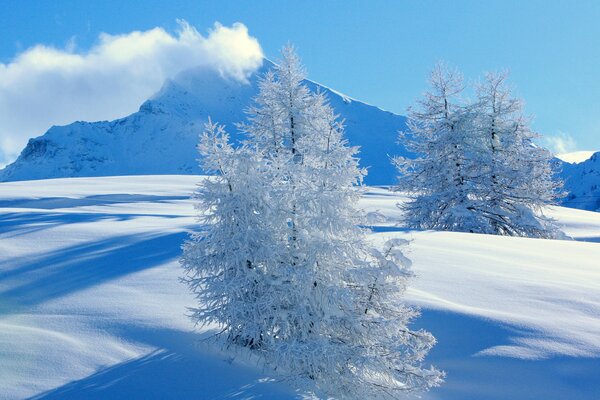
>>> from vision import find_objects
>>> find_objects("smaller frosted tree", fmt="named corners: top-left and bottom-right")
top-left (472, 72), bottom-right (562, 238)
top-left (183, 46), bottom-right (443, 399)
top-left (394, 63), bottom-right (482, 232)
top-left (395, 65), bottom-right (563, 238)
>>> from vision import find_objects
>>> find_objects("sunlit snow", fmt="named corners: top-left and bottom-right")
top-left (1, 176), bottom-right (599, 399)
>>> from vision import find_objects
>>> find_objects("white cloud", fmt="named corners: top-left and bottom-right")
top-left (542, 131), bottom-right (577, 155)
top-left (0, 21), bottom-right (263, 166)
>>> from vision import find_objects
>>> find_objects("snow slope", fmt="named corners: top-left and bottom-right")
top-left (1, 175), bottom-right (599, 399)
top-left (0, 61), bottom-right (407, 186)
top-left (560, 151), bottom-right (600, 212)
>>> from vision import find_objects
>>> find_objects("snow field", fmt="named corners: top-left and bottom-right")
top-left (0, 176), bottom-right (599, 399)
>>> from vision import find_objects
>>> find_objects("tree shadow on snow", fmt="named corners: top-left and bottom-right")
top-left (413, 309), bottom-right (600, 400)
top-left (0, 230), bottom-right (188, 315)
top-left (26, 309), bottom-right (600, 400)
top-left (364, 225), bottom-right (412, 233)
top-left (0, 211), bottom-right (183, 238)
top-left (0, 194), bottom-right (189, 210)
top-left (28, 327), bottom-right (295, 400)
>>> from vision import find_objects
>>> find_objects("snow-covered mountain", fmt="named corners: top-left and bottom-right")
top-left (560, 151), bottom-right (600, 212)
top-left (556, 151), bottom-right (595, 164)
top-left (0, 61), bottom-right (407, 185)
top-left (1, 60), bottom-right (598, 212)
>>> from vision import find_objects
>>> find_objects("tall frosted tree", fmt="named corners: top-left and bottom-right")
top-left (472, 72), bottom-right (562, 238)
top-left (180, 118), bottom-right (278, 349)
top-left (394, 63), bottom-right (482, 232)
top-left (182, 46), bottom-right (443, 398)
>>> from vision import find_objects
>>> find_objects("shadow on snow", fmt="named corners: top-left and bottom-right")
top-left (0, 230), bottom-right (188, 314)
top-left (0, 211), bottom-right (183, 239)
top-left (0, 194), bottom-right (190, 210)
top-left (25, 309), bottom-right (600, 400)
top-left (414, 309), bottom-right (600, 400)
top-left (28, 326), bottom-right (294, 400)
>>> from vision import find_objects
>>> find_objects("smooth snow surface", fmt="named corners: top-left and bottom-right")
top-left (1, 176), bottom-right (599, 399)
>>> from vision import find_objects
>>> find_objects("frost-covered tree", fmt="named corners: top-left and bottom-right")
top-left (180, 119), bottom-right (278, 348)
top-left (394, 63), bottom-right (482, 232)
top-left (395, 65), bottom-right (562, 238)
top-left (472, 72), bottom-right (562, 238)
top-left (182, 46), bottom-right (443, 398)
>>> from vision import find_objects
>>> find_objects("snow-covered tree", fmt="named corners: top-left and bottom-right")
top-left (395, 65), bottom-right (562, 238)
top-left (472, 72), bottom-right (562, 238)
top-left (394, 63), bottom-right (482, 232)
top-left (180, 119), bottom-right (278, 349)
top-left (182, 46), bottom-right (443, 399)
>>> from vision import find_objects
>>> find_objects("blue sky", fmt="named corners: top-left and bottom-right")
top-left (1, 0), bottom-right (598, 159)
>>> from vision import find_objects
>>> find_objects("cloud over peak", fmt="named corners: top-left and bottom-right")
top-left (543, 131), bottom-right (578, 155)
top-left (0, 21), bottom-right (263, 166)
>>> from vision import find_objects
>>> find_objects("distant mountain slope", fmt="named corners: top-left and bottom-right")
top-left (1, 60), bottom-right (598, 212)
top-left (0, 61), bottom-right (407, 185)
top-left (560, 151), bottom-right (600, 212)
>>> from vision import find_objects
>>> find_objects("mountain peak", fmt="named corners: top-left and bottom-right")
top-left (0, 61), bottom-right (407, 185)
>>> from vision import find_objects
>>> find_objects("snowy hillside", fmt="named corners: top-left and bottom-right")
top-left (1, 175), bottom-right (599, 399)
top-left (0, 61), bottom-right (407, 186)
top-left (560, 151), bottom-right (600, 212)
